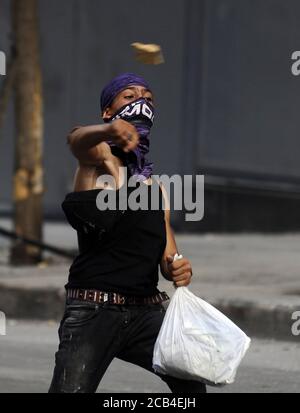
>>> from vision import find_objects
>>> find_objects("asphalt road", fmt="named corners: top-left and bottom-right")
top-left (0, 320), bottom-right (299, 393)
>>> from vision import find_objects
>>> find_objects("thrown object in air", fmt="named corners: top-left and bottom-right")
top-left (131, 42), bottom-right (164, 65)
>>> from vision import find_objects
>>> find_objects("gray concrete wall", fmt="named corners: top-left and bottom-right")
top-left (1, 0), bottom-right (300, 225)
top-left (0, 0), bottom-right (14, 214)
top-left (0, 0), bottom-right (186, 217)
top-left (194, 0), bottom-right (300, 184)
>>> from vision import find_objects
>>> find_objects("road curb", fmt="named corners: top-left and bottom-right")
top-left (207, 298), bottom-right (299, 342)
top-left (0, 285), bottom-right (298, 342)
top-left (0, 285), bottom-right (65, 321)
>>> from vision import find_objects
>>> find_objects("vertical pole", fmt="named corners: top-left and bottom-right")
top-left (10, 0), bottom-right (44, 265)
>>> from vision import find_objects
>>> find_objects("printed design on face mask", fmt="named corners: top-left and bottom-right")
top-left (111, 99), bottom-right (154, 124)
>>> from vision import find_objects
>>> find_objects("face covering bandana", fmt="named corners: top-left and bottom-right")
top-left (104, 97), bottom-right (155, 182)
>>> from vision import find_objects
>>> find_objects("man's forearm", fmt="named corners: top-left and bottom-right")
top-left (67, 124), bottom-right (111, 153)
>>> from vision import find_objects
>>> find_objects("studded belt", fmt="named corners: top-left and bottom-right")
top-left (66, 288), bottom-right (170, 305)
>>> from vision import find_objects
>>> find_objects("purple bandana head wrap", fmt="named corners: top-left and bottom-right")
top-left (100, 73), bottom-right (154, 182)
top-left (100, 73), bottom-right (151, 113)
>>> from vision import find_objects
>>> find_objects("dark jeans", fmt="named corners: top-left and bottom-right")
top-left (48, 297), bottom-right (207, 393)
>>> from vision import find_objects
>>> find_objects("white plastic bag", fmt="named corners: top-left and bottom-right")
top-left (152, 254), bottom-right (251, 386)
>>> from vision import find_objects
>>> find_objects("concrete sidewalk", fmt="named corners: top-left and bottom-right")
top-left (0, 218), bottom-right (299, 341)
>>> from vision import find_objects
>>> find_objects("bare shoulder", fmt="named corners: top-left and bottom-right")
top-left (157, 181), bottom-right (170, 203)
top-left (156, 180), bottom-right (171, 221)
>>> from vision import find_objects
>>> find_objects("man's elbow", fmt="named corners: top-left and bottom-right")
top-left (66, 126), bottom-right (82, 148)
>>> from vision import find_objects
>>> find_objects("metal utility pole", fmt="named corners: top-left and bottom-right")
top-left (10, 0), bottom-right (44, 265)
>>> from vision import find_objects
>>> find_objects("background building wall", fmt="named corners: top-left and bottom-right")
top-left (1, 0), bottom-right (300, 231)
top-left (0, 0), bottom-right (187, 220)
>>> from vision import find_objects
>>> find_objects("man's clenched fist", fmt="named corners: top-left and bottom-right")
top-left (166, 255), bottom-right (193, 287)
top-left (106, 119), bottom-right (139, 153)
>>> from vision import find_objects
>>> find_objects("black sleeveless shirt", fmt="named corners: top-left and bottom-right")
top-left (61, 168), bottom-right (167, 296)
